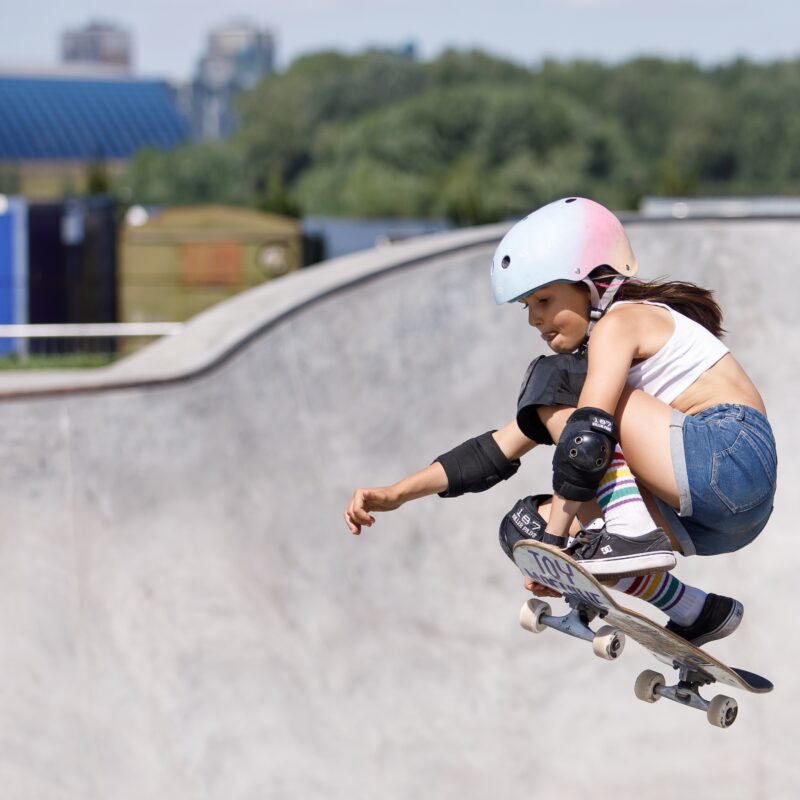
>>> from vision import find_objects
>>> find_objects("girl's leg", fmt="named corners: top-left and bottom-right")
top-left (538, 401), bottom-right (676, 576)
top-left (611, 573), bottom-right (706, 625)
top-left (530, 398), bottom-right (744, 642)
top-left (610, 574), bottom-right (744, 645)
top-left (613, 385), bottom-right (680, 509)
top-left (538, 389), bottom-right (684, 552)
top-left (596, 444), bottom-right (667, 539)
top-left (517, 496), bottom-right (741, 644)
top-left (538, 386), bottom-right (680, 509)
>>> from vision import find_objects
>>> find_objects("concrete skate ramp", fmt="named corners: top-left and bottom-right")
top-left (0, 219), bottom-right (797, 799)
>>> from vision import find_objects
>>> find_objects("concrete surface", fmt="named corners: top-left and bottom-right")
top-left (0, 219), bottom-right (797, 799)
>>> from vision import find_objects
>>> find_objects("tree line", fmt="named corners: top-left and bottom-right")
top-left (118, 50), bottom-right (800, 223)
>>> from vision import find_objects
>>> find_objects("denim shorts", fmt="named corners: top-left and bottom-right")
top-left (654, 404), bottom-right (777, 556)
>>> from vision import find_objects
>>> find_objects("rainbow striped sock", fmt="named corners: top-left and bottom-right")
top-left (613, 573), bottom-right (706, 626)
top-left (596, 445), bottom-right (657, 540)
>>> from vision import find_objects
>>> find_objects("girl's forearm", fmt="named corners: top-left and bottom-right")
top-left (392, 420), bottom-right (535, 506)
top-left (393, 462), bottom-right (449, 503)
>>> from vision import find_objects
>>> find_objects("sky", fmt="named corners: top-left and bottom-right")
top-left (1, 0), bottom-right (799, 81)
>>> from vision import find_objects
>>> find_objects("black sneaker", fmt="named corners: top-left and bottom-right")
top-left (665, 594), bottom-right (744, 647)
top-left (568, 526), bottom-right (677, 579)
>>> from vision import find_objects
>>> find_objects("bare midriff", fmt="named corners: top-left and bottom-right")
top-left (670, 353), bottom-right (767, 417)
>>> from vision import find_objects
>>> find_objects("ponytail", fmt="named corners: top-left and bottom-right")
top-left (589, 267), bottom-right (725, 338)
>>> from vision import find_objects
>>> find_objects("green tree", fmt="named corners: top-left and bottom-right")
top-left (117, 143), bottom-right (247, 206)
top-left (86, 159), bottom-right (112, 195)
top-left (115, 49), bottom-right (800, 219)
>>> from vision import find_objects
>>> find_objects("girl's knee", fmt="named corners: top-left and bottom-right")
top-left (537, 404), bottom-right (576, 444)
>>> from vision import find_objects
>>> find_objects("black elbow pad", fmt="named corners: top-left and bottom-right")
top-left (435, 431), bottom-right (521, 497)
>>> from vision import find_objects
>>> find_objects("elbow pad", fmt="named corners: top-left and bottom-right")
top-left (516, 353), bottom-right (587, 445)
top-left (435, 431), bottom-right (521, 498)
top-left (552, 408), bottom-right (618, 501)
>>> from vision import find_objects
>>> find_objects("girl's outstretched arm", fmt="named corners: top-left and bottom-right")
top-left (344, 420), bottom-right (535, 535)
top-left (344, 462), bottom-right (448, 534)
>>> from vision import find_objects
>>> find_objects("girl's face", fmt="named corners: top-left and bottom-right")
top-left (520, 282), bottom-right (590, 353)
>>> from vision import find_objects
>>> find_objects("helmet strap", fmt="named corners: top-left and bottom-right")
top-left (583, 275), bottom-right (627, 337)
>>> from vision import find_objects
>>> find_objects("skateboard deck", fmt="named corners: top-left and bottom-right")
top-left (513, 539), bottom-right (772, 727)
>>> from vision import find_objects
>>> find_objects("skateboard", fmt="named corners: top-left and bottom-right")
top-left (512, 539), bottom-right (772, 728)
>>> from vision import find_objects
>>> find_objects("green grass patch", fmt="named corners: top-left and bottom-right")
top-left (0, 352), bottom-right (118, 370)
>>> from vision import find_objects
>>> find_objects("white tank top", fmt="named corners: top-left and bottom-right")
top-left (607, 301), bottom-right (729, 403)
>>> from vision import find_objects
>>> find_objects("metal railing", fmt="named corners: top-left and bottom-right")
top-left (0, 323), bottom-right (184, 338)
top-left (0, 323), bottom-right (184, 362)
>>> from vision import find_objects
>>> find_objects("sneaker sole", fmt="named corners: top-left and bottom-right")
top-left (690, 600), bottom-right (744, 648)
top-left (577, 551), bottom-right (678, 581)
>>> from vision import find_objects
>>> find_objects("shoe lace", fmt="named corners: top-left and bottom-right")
top-left (566, 530), bottom-right (604, 559)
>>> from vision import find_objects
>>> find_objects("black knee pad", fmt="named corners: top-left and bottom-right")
top-left (516, 352), bottom-right (587, 445)
top-left (552, 407), bottom-right (618, 501)
top-left (498, 494), bottom-right (564, 561)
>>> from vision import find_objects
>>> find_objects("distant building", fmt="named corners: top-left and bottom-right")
top-left (367, 41), bottom-right (418, 61)
top-left (0, 73), bottom-right (188, 198)
top-left (639, 196), bottom-right (800, 219)
top-left (0, 195), bottom-right (119, 356)
top-left (120, 205), bottom-right (302, 323)
top-left (302, 217), bottom-right (451, 261)
top-left (61, 20), bottom-right (132, 75)
top-left (189, 20), bottom-right (275, 140)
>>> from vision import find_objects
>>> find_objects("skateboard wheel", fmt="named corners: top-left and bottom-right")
top-left (634, 669), bottom-right (665, 703)
top-left (707, 695), bottom-right (738, 728)
top-left (592, 626), bottom-right (625, 660)
top-left (519, 599), bottom-right (551, 633)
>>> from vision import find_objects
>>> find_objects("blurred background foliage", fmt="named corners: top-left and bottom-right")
top-left (118, 50), bottom-right (800, 223)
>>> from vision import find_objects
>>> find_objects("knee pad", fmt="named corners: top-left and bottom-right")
top-left (552, 407), bottom-right (618, 501)
top-left (498, 494), bottom-right (564, 561)
top-left (516, 353), bottom-right (587, 445)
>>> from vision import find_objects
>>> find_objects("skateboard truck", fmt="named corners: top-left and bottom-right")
top-left (634, 665), bottom-right (739, 728)
top-left (519, 597), bottom-right (626, 661)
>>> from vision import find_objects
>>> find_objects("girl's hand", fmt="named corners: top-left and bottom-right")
top-left (524, 578), bottom-right (562, 598)
top-left (344, 486), bottom-right (403, 534)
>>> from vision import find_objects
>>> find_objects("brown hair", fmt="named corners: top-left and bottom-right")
top-left (589, 267), bottom-right (725, 338)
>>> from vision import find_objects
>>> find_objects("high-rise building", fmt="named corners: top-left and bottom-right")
top-left (190, 20), bottom-right (275, 140)
top-left (61, 21), bottom-right (132, 74)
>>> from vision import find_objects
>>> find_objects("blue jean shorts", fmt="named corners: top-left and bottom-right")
top-left (654, 404), bottom-right (777, 556)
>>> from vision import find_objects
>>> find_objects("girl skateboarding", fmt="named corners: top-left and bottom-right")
top-left (345, 197), bottom-right (777, 645)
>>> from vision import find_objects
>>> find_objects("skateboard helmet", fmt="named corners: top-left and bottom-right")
top-left (490, 197), bottom-right (639, 308)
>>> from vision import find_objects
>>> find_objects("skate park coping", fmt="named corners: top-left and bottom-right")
top-left (0, 223), bottom-right (509, 398)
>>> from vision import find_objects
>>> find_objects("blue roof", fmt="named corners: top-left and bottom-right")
top-left (0, 76), bottom-right (189, 160)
